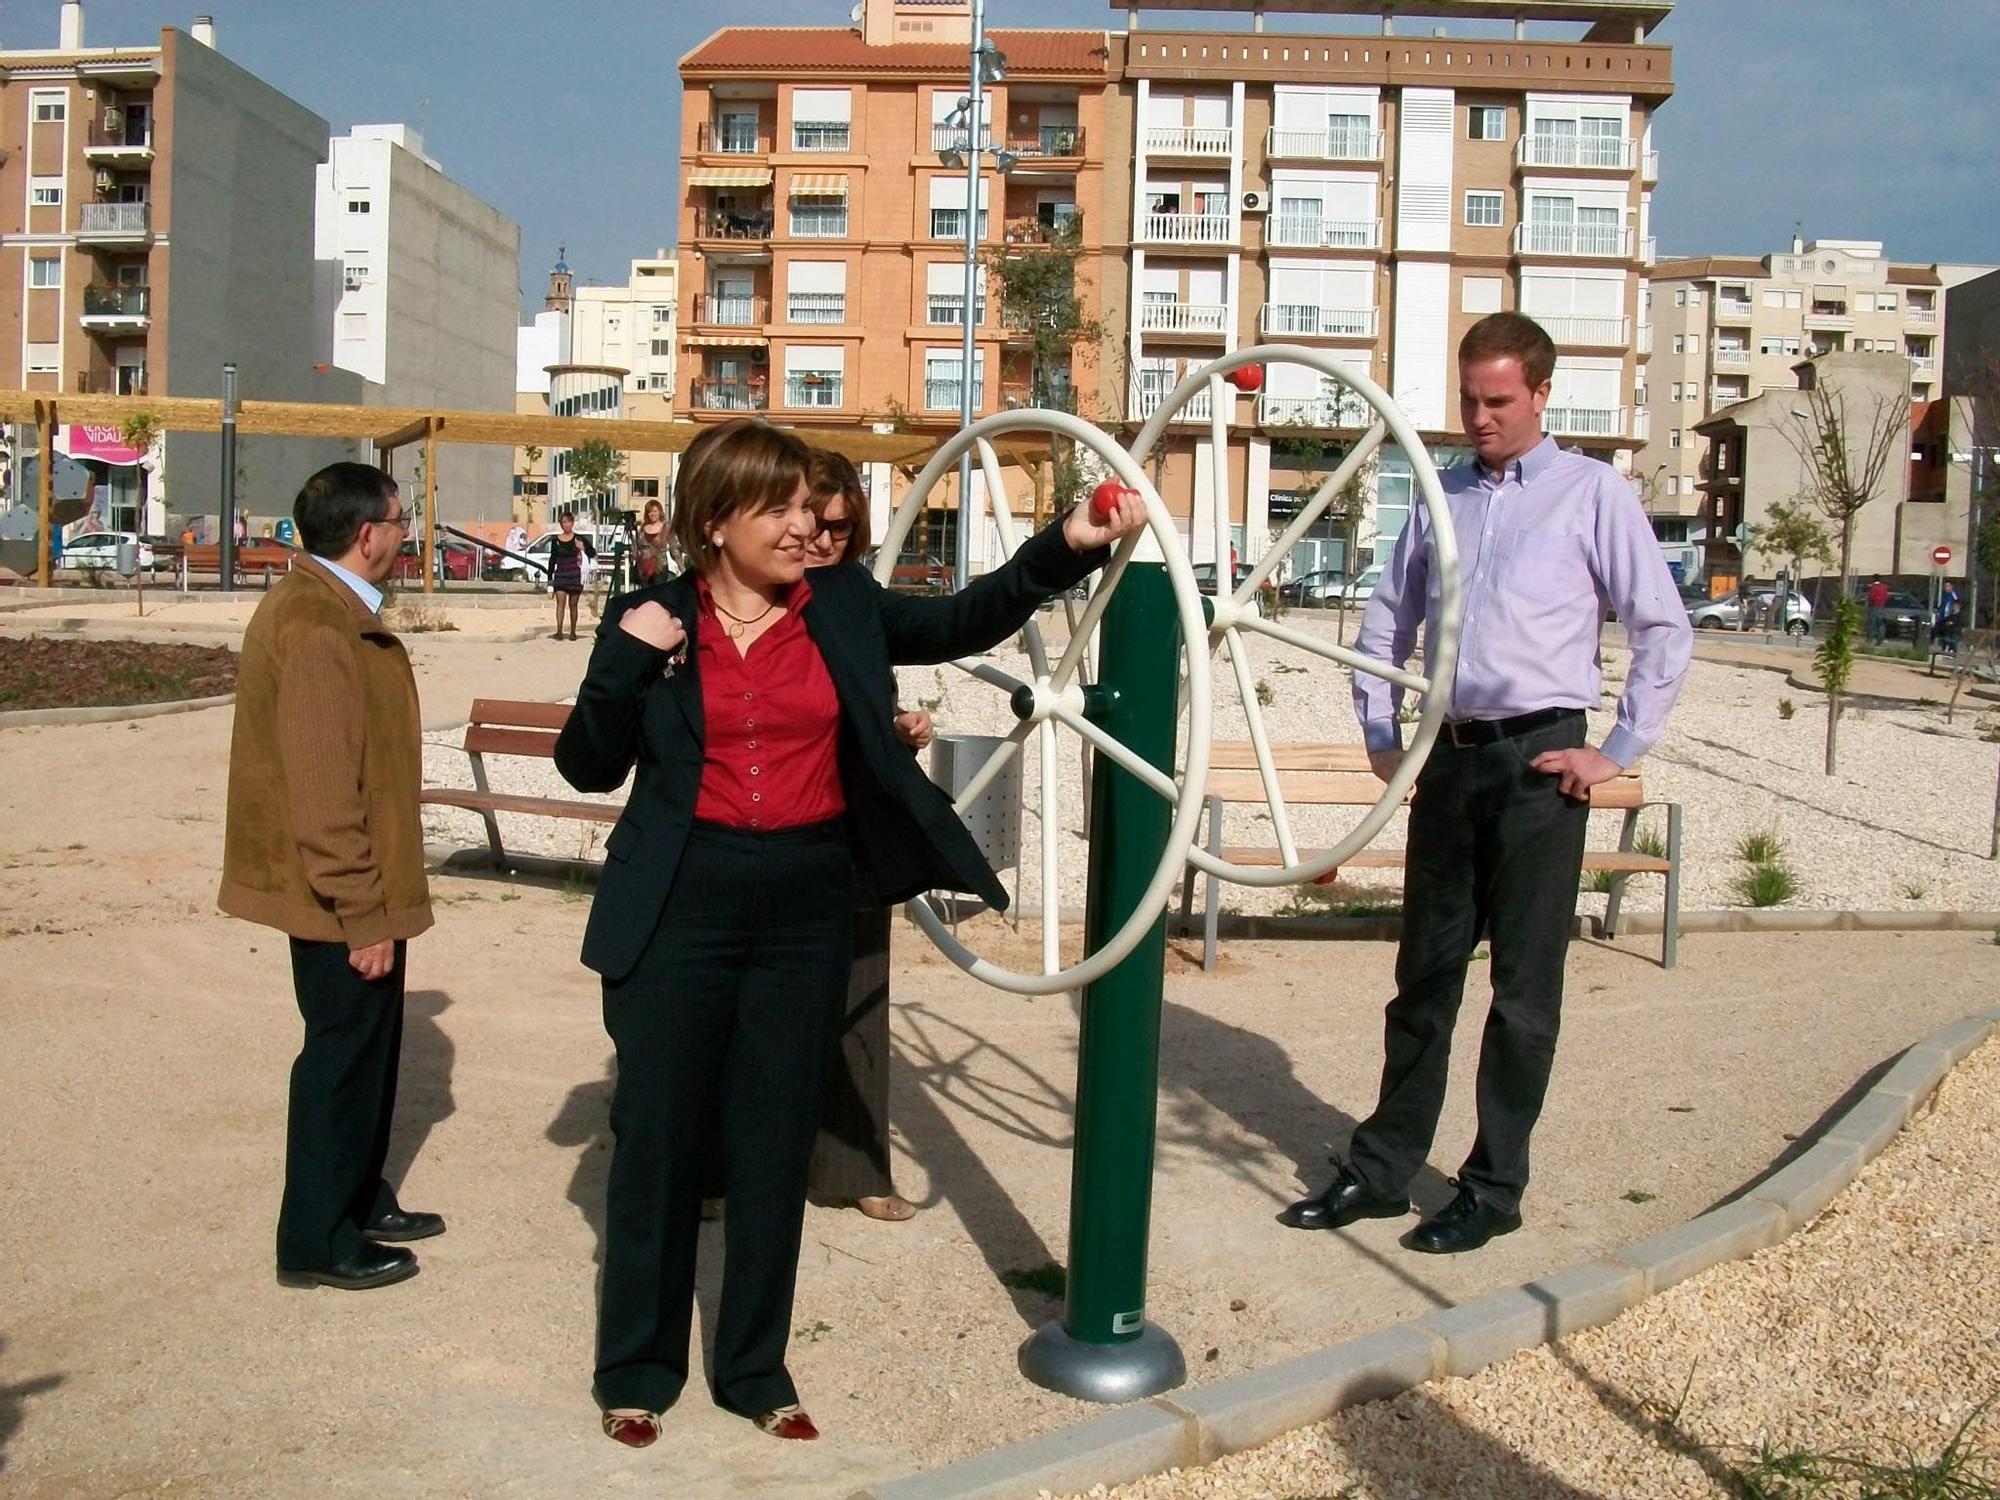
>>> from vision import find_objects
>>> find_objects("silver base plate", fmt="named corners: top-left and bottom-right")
top-left (1018, 1318), bottom-right (1187, 1403)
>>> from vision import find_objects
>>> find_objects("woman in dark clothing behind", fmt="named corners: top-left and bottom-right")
top-left (547, 510), bottom-right (594, 639)
top-left (802, 449), bottom-right (926, 1223)
top-left (553, 418), bottom-right (1141, 1449)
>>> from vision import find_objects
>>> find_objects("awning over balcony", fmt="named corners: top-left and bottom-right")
top-left (683, 334), bottom-right (768, 347)
top-left (689, 167), bottom-right (773, 187)
top-left (788, 173), bottom-right (850, 196)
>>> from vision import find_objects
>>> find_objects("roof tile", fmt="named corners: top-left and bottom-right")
top-left (684, 27), bottom-right (1110, 76)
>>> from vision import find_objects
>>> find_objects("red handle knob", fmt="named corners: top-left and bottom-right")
top-left (1089, 480), bottom-right (1138, 523)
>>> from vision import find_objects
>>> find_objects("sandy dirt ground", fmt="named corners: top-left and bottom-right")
top-left (2, 621), bottom-right (1996, 1498)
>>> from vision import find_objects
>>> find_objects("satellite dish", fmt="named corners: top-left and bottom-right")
top-left (849, 1), bottom-right (863, 21)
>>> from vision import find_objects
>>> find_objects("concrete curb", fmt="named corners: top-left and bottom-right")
top-left (1165, 908), bottom-right (2000, 947)
top-left (0, 692), bottom-right (235, 729)
top-left (849, 1009), bottom-right (1997, 1500)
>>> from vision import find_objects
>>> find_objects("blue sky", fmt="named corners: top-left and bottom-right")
top-left (50, 0), bottom-right (2000, 307)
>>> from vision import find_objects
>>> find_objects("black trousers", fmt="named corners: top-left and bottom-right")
top-left (595, 821), bottom-right (854, 1417)
top-left (807, 906), bottom-right (897, 1203)
top-left (1347, 714), bottom-right (1591, 1216)
top-left (275, 937), bottom-right (408, 1270)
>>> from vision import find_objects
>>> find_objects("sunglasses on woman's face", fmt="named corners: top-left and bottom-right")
top-left (816, 518), bottom-right (855, 540)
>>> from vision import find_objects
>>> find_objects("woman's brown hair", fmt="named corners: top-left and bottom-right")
top-left (805, 447), bottom-right (870, 565)
top-left (669, 418), bottom-right (813, 567)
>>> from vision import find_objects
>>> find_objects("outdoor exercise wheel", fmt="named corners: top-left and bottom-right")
top-left (1129, 343), bottom-right (1463, 887)
top-left (873, 409), bottom-right (1212, 996)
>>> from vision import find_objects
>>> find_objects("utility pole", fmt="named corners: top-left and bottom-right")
top-left (954, 0), bottom-right (988, 594)
top-left (219, 361), bottom-right (238, 591)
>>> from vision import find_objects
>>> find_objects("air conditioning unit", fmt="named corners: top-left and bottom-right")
top-left (1241, 190), bottom-right (1269, 214)
top-left (94, 168), bottom-right (117, 194)
top-left (343, 276), bottom-right (364, 291)
top-left (749, 347), bottom-right (769, 364)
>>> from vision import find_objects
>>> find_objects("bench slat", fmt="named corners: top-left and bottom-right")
top-left (469, 698), bottom-right (572, 732)
top-left (1204, 766), bottom-right (1643, 811)
top-left (465, 725), bottom-right (563, 759)
top-left (420, 788), bottom-right (620, 822)
top-left (1212, 846), bottom-right (1670, 875)
top-left (1208, 740), bottom-right (1641, 779)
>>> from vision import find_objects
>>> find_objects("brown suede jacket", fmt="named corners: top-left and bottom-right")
top-left (217, 554), bottom-right (433, 947)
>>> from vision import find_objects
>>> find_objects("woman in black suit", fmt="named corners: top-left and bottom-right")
top-left (553, 419), bottom-right (1141, 1448)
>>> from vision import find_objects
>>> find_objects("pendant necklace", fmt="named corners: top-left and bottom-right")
top-left (712, 597), bottom-right (778, 639)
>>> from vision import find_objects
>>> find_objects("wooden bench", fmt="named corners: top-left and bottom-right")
top-left (1176, 740), bottom-right (1682, 970)
top-left (419, 699), bottom-right (621, 869)
top-left (178, 542), bottom-right (298, 589)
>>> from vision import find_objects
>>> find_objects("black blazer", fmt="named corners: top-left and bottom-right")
top-left (554, 520), bottom-right (1104, 981)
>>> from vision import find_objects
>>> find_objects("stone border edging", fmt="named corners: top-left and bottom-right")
top-left (1159, 908), bottom-right (2000, 946)
top-left (846, 1006), bottom-right (2000, 1500)
top-left (0, 692), bottom-right (234, 728)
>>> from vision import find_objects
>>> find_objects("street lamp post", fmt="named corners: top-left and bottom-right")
top-left (1952, 442), bottom-right (1996, 629)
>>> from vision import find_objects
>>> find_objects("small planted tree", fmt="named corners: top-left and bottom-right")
top-left (1745, 495), bottom-right (1835, 626)
top-left (987, 216), bottom-right (1101, 532)
top-left (564, 439), bottom-right (627, 520)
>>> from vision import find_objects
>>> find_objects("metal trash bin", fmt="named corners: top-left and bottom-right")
top-left (927, 734), bottom-right (1022, 917)
top-left (115, 538), bottom-right (139, 576)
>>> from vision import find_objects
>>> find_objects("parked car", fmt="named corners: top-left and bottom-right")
top-left (1854, 587), bottom-right (1930, 641)
top-left (1342, 562), bottom-right (1384, 606)
top-left (1191, 562), bottom-right (1257, 596)
top-left (1687, 589), bottom-right (1813, 636)
top-left (58, 530), bottom-right (153, 571)
top-left (1279, 568), bottom-right (1348, 608)
top-left (886, 551), bottom-right (952, 594)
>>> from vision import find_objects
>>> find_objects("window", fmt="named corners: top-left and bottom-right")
top-left (652, 305), bottom-right (672, 325)
top-left (924, 348), bottom-right (985, 410)
top-left (791, 89), bottom-right (853, 152)
top-left (630, 478), bottom-right (661, 500)
top-left (341, 311), bottom-right (367, 340)
top-left (29, 257), bottom-right (61, 288)
top-left (1672, 335), bottom-right (1684, 354)
top-left (1687, 333), bottom-right (1701, 353)
top-left (1668, 429), bottom-right (1681, 449)
top-left (30, 179), bottom-right (63, 207)
top-left (34, 97), bottom-right (67, 123)
top-left (1463, 191), bottom-right (1503, 227)
top-left (1686, 287), bottom-right (1702, 306)
top-left (650, 339), bottom-right (672, 357)
top-left (1461, 275), bottom-right (1502, 314)
top-left (25, 343), bottom-right (59, 375)
top-left (348, 198), bottom-right (370, 214)
top-left (1467, 105), bottom-right (1505, 140)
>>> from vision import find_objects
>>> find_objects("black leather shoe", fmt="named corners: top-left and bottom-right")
top-left (364, 1208), bottom-right (446, 1243)
top-left (277, 1242), bottom-right (419, 1290)
top-left (1277, 1165), bottom-right (1409, 1231)
top-left (1406, 1186), bottom-right (1521, 1254)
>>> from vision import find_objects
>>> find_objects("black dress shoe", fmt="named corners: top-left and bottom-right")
top-left (277, 1242), bottom-right (419, 1290)
top-left (1406, 1186), bottom-right (1521, 1255)
top-left (1277, 1165), bottom-right (1409, 1231)
top-left (364, 1207), bottom-right (446, 1243)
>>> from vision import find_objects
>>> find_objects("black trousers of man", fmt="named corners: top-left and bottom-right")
top-left (594, 822), bottom-right (854, 1420)
top-left (1346, 713), bottom-right (1591, 1216)
top-left (275, 937), bottom-right (409, 1272)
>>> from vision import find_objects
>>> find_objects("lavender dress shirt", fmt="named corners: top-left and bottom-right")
top-left (1353, 435), bottom-right (1692, 770)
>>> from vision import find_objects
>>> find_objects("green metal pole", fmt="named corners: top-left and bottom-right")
top-left (1019, 559), bottom-right (1187, 1401)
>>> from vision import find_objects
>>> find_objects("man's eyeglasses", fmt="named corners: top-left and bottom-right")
top-left (373, 511), bottom-right (410, 534)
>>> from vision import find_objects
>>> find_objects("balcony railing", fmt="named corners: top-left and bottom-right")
top-left (785, 374), bottom-right (844, 407)
top-left (931, 124), bottom-right (993, 153)
top-left (84, 122), bottom-right (154, 159)
top-left (788, 207), bottom-right (848, 239)
top-left (926, 294), bottom-right (968, 325)
top-left (75, 369), bottom-right (148, 396)
top-left (1543, 404), bottom-right (1625, 437)
top-left (1516, 133), bottom-right (1636, 170)
top-left (930, 209), bottom-right (988, 241)
top-left (1911, 354), bottom-right (1938, 380)
top-left (1632, 408), bottom-right (1651, 441)
top-left (1641, 236), bottom-right (1657, 266)
top-left (692, 378), bottom-right (768, 412)
top-left (1130, 384), bottom-right (1213, 423)
top-left (1534, 314), bottom-right (1629, 346)
top-left (1512, 222), bottom-right (1632, 258)
top-left (80, 284), bottom-right (150, 320)
top-left (1712, 347), bottom-right (1751, 371)
top-left (1266, 213), bottom-right (1382, 250)
top-left (1265, 126), bottom-right (1383, 163)
top-left (693, 293), bottom-right (766, 326)
top-left (1637, 323), bottom-right (1654, 355)
top-left (77, 201), bottom-right (151, 236)
top-left (786, 291), bottom-right (845, 323)
top-left (1710, 383), bottom-right (1749, 405)
top-left (1000, 216), bottom-right (1076, 246)
top-left (1144, 125), bottom-right (1236, 158)
top-left (1257, 390), bottom-right (1370, 429)
top-left (791, 122), bottom-right (850, 152)
top-left (1642, 149), bottom-right (1659, 181)
top-left (1258, 304), bottom-right (1377, 338)
top-left (1714, 299), bottom-right (1755, 323)
top-left (1907, 306), bottom-right (1939, 327)
top-left (1139, 211), bottom-right (1233, 245)
top-left (1139, 301), bottom-right (1228, 336)
top-left (1006, 125), bottom-right (1084, 158)
top-left (697, 211), bottom-right (772, 241)
top-left (698, 121), bottom-right (767, 154)
top-left (924, 377), bottom-right (984, 411)
top-left (1803, 309), bottom-right (1853, 331)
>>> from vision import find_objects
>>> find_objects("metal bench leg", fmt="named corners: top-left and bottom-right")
top-left (1603, 808), bottom-right (1638, 939)
top-left (1202, 796), bottom-right (1223, 974)
top-left (1662, 802), bottom-right (1682, 969)
top-left (468, 751), bottom-right (508, 871)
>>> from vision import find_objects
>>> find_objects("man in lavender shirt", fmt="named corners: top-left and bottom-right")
top-left (1281, 312), bottom-right (1692, 1254)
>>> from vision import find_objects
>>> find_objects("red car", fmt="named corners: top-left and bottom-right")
top-left (393, 539), bottom-right (478, 582)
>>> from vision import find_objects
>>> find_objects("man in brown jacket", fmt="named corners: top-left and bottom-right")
top-left (220, 462), bottom-right (440, 1290)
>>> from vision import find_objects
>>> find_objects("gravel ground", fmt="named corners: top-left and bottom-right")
top-left (420, 610), bottom-right (2000, 919)
top-left (1066, 1033), bottom-right (2000, 1500)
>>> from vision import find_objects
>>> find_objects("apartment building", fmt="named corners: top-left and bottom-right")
top-left (315, 124), bottom-right (520, 520)
top-left (678, 0), bottom-right (1114, 568)
top-left (569, 251), bottom-right (679, 516)
top-left (1100, 0), bottom-right (1669, 578)
top-left (0, 3), bottom-right (367, 533)
top-left (1635, 238), bottom-right (1949, 579)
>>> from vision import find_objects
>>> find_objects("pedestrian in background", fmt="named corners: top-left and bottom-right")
top-left (548, 510), bottom-right (593, 640)
top-left (1866, 577), bottom-right (1890, 644)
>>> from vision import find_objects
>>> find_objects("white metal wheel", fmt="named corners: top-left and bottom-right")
top-left (1129, 343), bottom-right (1462, 887)
top-left (873, 409), bottom-right (1213, 996)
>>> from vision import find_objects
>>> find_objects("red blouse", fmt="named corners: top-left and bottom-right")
top-left (693, 576), bottom-right (845, 830)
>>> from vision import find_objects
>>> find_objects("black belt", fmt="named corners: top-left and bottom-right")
top-left (1442, 706), bottom-right (1583, 748)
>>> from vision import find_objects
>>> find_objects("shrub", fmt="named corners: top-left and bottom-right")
top-left (1733, 862), bottom-right (1799, 907)
top-left (1634, 827), bottom-right (1669, 860)
top-left (1583, 868), bottom-right (1618, 894)
top-left (1736, 829), bottom-right (1783, 865)
top-left (1777, 697), bottom-right (1796, 720)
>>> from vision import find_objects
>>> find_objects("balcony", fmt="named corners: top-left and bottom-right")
top-left (1515, 134), bottom-right (1636, 171)
top-left (1140, 300), bottom-right (1228, 337)
top-left (697, 121), bottom-right (767, 154)
top-left (1258, 304), bottom-right (1377, 339)
top-left (695, 210), bottom-right (773, 243)
top-left (1266, 214), bottom-right (1382, 251)
top-left (791, 122), bottom-right (851, 152)
top-left (1129, 383), bottom-right (1213, 424)
top-left (1803, 308), bottom-right (1853, 331)
top-left (1631, 408), bottom-right (1651, 441)
top-left (1256, 390), bottom-right (1370, 430)
top-left (1535, 315), bottom-right (1630, 347)
top-left (1144, 125), bottom-right (1236, 159)
top-left (1711, 346), bottom-right (1751, 372)
top-left (784, 374), bottom-right (844, 408)
top-left (1637, 324), bottom-right (1655, 355)
top-left (79, 284), bottom-right (150, 331)
top-left (1543, 405), bottom-right (1625, 438)
top-left (931, 124), bottom-right (993, 153)
top-left (930, 209), bottom-right (989, 241)
top-left (924, 377), bottom-right (985, 412)
top-left (1140, 211), bottom-right (1233, 246)
top-left (1512, 222), bottom-right (1632, 259)
top-left (1911, 354), bottom-right (1938, 380)
top-left (927, 294), bottom-right (969, 325)
top-left (1709, 383), bottom-right (1749, 406)
top-left (692, 378), bottom-right (768, 412)
top-left (786, 291), bottom-right (845, 324)
top-left (1641, 237), bottom-right (1657, 266)
top-left (84, 122), bottom-right (154, 165)
top-left (75, 201), bottom-right (152, 245)
top-left (1265, 126), bottom-right (1383, 163)
top-left (691, 293), bottom-right (767, 326)
top-left (1642, 149), bottom-right (1659, 182)
top-left (788, 206), bottom-right (849, 239)
top-left (1907, 305), bottom-right (1939, 327)
top-left (1000, 216), bottom-right (1077, 247)
top-left (1714, 299), bottom-right (1755, 324)
top-left (1005, 124), bottom-right (1084, 160)
top-left (75, 369), bottom-right (148, 396)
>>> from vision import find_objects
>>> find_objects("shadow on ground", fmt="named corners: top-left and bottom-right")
top-left (0, 1337), bottom-right (64, 1477)
top-left (386, 988), bottom-right (457, 1194)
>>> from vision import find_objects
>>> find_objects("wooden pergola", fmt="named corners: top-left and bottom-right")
top-left (0, 391), bottom-right (953, 589)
